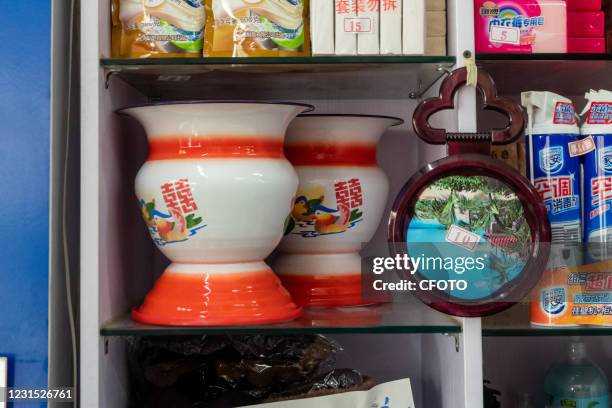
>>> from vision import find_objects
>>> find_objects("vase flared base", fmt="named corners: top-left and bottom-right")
top-left (273, 253), bottom-right (384, 307)
top-left (132, 261), bottom-right (302, 326)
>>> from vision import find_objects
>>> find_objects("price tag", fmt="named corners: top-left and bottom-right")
top-left (569, 135), bottom-right (596, 157)
top-left (446, 224), bottom-right (480, 251)
top-left (489, 25), bottom-right (520, 45)
top-left (344, 18), bottom-right (372, 33)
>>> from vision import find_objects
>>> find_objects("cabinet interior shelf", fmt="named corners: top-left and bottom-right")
top-left (101, 56), bottom-right (456, 100)
top-left (476, 53), bottom-right (612, 96)
top-left (483, 304), bottom-right (612, 337)
top-left (477, 53), bottom-right (612, 61)
top-left (100, 302), bottom-right (461, 336)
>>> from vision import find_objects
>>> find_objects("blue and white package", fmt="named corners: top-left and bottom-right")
top-left (522, 91), bottom-right (581, 242)
top-left (582, 90), bottom-right (612, 247)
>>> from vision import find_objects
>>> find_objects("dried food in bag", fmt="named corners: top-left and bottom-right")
top-left (112, 0), bottom-right (205, 58)
top-left (128, 335), bottom-right (344, 406)
top-left (203, 0), bottom-right (310, 56)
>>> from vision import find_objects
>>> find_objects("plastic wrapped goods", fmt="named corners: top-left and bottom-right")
top-left (128, 335), bottom-right (351, 407)
top-left (111, 0), bottom-right (206, 58)
top-left (203, 0), bottom-right (310, 57)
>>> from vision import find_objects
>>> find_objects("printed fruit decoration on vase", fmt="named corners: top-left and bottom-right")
top-left (273, 114), bottom-right (403, 307)
top-left (119, 101), bottom-right (312, 326)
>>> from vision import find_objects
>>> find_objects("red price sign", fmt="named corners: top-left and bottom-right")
top-left (489, 25), bottom-right (520, 45)
top-left (569, 135), bottom-right (596, 157)
top-left (344, 18), bottom-right (372, 33)
top-left (446, 224), bottom-right (480, 252)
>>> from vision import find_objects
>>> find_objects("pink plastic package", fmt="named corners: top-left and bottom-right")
top-left (567, 0), bottom-right (602, 11)
top-left (568, 11), bottom-right (606, 37)
top-left (568, 37), bottom-right (606, 52)
top-left (475, 0), bottom-right (567, 53)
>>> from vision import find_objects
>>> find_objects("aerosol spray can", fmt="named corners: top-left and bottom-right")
top-left (523, 92), bottom-right (583, 327)
top-left (522, 91), bottom-right (582, 242)
top-left (581, 89), bottom-right (612, 262)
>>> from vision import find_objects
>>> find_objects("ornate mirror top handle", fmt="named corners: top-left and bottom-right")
top-left (412, 67), bottom-right (526, 147)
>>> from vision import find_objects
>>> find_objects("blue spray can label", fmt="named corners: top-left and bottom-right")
top-left (523, 92), bottom-right (582, 242)
top-left (581, 91), bottom-right (612, 254)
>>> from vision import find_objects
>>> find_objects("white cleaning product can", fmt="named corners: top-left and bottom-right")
top-left (581, 90), bottom-right (612, 261)
top-left (522, 91), bottom-right (582, 243)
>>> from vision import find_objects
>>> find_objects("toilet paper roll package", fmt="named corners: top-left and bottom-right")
top-left (380, 0), bottom-right (402, 54)
top-left (335, 0), bottom-right (358, 55)
top-left (203, 0), bottom-right (310, 57)
top-left (111, 0), bottom-right (206, 58)
top-left (310, 0), bottom-right (334, 55)
top-left (357, 0), bottom-right (380, 55)
top-left (403, 0), bottom-right (426, 54)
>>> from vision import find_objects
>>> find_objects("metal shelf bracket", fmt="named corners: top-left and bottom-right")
top-left (443, 332), bottom-right (461, 352)
top-left (409, 64), bottom-right (453, 100)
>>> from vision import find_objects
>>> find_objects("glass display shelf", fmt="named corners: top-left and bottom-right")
top-left (483, 304), bottom-right (612, 337)
top-left (477, 53), bottom-right (612, 61)
top-left (476, 53), bottom-right (612, 96)
top-left (100, 56), bottom-right (456, 100)
top-left (100, 301), bottom-right (461, 336)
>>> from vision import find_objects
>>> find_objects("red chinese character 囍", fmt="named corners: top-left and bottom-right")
top-left (382, 0), bottom-right (397, 11)
top-left (336, 178), bottom-right (364, 209)
top-left (161, 182), bottom-right (180, 212)
top-left (348, 178), bottom-right (363, 208)
top-left (336, 0), bottom-right (351, 14)
top-left (161, 179), bottom-right (198, 214)
top-left (335, 181), bottom-right (350, 208)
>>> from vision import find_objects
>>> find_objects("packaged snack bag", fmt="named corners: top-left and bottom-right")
top-left (112, 0), bottom-right (205, 58)
top-left (204, 0), bottom-right (310, 57)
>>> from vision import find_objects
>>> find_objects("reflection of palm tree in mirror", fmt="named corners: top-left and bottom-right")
top-left (414, 176), bottom-right (532, 283)
top-left (416, 176), bottom-right (529, 240)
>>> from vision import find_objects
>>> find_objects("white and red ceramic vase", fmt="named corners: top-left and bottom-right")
top-left (119, 101), bottom-right (312, 326)
top-left (273, 114), bottom-right (403, 307)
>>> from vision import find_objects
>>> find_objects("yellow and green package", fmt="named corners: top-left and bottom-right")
top-left (112, 0), bottom-right (205, 58)
top-left (204, 0), bottom-right (310, 57)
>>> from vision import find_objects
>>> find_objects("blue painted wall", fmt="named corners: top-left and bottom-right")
top-left (0, 0), bottom-right (51, 402)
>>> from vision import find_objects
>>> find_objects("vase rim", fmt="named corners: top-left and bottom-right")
top-left (296, 113), bottom-right (404, 126)
top-left (116, 100), bottom-right (315, 114)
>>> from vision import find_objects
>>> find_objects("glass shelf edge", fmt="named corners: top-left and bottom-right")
top-left (482, 328), bottom-right (612, 337)
top-left (101, 56), bottom-right (457, 67)
top-left (477, 53), bottom-right (612, 61)
top-left (100, 323), bottom-right (462, 337)
top-left (100, 302), bottom-right (462, 337)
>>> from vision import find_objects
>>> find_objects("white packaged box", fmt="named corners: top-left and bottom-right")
top-left (335, 0), bottom-right (358, 55)
top-left (380, 0), bottom-right (403, 54)
top-left (244, 378), bottom-right (416, 408)
top-left (311, 0), bottom-right (335, 55)
top-left (357, 1), bottom-right (380, 55)
top-left (403, 0), bottom-right (426, 54)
